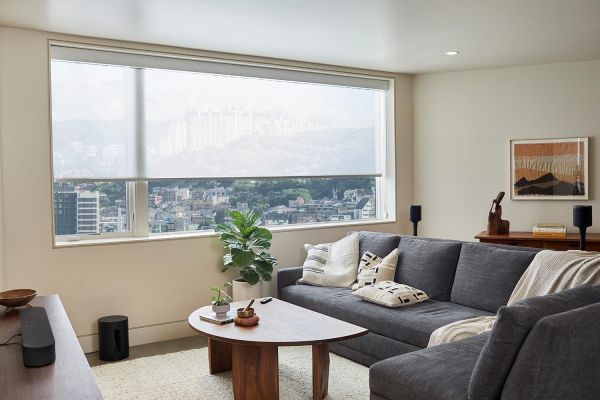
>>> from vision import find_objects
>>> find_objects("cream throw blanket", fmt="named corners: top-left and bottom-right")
top-left (428, 250), bottom-right (600, 347)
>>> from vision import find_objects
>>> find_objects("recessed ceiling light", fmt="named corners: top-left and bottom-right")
top-left (444, 51), bottom-right (460, 56)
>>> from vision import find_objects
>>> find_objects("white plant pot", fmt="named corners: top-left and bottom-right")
top-left (212, 303), bottom-right (230, 316)
top-left (232, 278), bottom-right (262, 301)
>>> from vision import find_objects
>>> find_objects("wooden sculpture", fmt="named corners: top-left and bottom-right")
top-left (488, 191), bottom-right (510, 234)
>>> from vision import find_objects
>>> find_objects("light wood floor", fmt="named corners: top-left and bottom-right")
top-left (86, 335), bottom-right (208, 367)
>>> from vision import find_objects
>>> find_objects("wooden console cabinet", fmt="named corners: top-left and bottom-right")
top-left (0, 295), bottom-right (102, 400)
top-left (475, 231), bottom-right (600, 251)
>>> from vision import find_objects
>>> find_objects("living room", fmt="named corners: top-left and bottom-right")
top-left (0, 1), bottom-right (599, 399)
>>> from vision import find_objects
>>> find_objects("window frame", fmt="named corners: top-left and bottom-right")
top-left (49, 42), bottom-right (396, 246)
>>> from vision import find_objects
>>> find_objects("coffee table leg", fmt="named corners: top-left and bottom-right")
top-left (312, 343), bottom-right (330, 400)
top-left (232, 344), bottom-right (279, 400)
top-left (208, 338), bottom-right (232, 374)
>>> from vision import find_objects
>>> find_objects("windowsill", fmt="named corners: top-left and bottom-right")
top-left (53, 218), bottom-right (397, 248)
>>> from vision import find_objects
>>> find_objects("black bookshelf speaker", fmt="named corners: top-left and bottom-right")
top-left (573, 205), bottom-right (592, 250)
top-left (409, 205), bottom-right (422, 236)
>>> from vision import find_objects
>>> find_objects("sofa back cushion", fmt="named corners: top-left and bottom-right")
top-left (357, 231), bottom-right (401, 259)
top-left (395, 237), bottom-right (462, 301)
top-left (451, 243), bottom-right (537, 312)
top-left (500, 302), bottom-right (600, 400)
top-left (468, 285), bottom-right (600, 400)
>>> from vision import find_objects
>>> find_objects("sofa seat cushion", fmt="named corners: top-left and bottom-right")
top-left (280, 284), bottom-right (493, 348)
top-left (451, 243), bottom-right (537, 312)
top-left (370, 332), bottom-right (490, 400)
top-left (395, 237), bottom-right (462, 301)
top-left (330, 331), bottom-right (421, 366)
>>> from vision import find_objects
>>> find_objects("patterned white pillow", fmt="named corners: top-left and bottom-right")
top-left (353, 280), bottom-right (429, 307)
top-left (298, 232), bottom-right (359, 288)
top-left (352, 249), bottom-right (399, 290)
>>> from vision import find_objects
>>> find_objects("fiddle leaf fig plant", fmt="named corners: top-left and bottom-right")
top-left (216, 210), bottom-right (277, 285)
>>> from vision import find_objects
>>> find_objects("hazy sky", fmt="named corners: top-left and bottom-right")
top-left (51, 60), bottom-right (383, 128)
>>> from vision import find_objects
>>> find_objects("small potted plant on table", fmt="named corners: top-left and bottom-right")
top-left (211, 283), bottom-right (232, 317)
top-left (216, 210), bottom-right (277, 301)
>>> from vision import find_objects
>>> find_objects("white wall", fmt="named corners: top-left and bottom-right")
top-left (414, 60), bottom-right (600, 241)
top-left (0, 27), bottom-right (413, 351)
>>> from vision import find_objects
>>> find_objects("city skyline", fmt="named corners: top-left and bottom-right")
top-left (53, 178), bottom-right (377, 237)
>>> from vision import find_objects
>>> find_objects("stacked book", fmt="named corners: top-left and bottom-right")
top-left (533, 223), bottom-right (567, 238)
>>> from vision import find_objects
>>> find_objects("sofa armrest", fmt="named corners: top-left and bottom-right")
top-left (277, 267), bottom-right (303, 298)
top-left (500, 303), bottom-right (600, 400)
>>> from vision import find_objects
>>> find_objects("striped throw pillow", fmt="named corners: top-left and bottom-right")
top-left (298, 232), bottom-right (359, 287)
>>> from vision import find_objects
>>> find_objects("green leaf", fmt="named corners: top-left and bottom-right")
top-left (246, 238), bottom-right (270, 249)
top-left (224, 242), bottom-right (244, 251)
top-left (253, 260), bottom-right (273, 282)
top-left (219, 231), bottom-right (243, 242)
top-left (230, 247), bottom-right (256, 268)
top-left (240, 225), bottom-right (257, 238)
top-left (246, 211), bottom-right (261, 226)
top-left (253, 227), bottom-right (272, 240)
top-left (230, 210), bottom-right (243, 222)
top-left (256, 251), bottom-right (278, 266)
top-left (246, 227), bottom-right (272, 249)
top-left (240, 268), bottom-right (260, 285)
top-left (230, 210), bottom-right (246, 231)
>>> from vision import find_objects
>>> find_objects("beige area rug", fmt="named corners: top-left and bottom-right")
top-left (92, 346), bottom-right (370, 399)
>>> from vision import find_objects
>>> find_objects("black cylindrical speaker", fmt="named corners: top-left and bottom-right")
top-left (410, 205), bottom-right (422, 222)
top-left (573, 205), bottom-right (593, 251)
top-left (573, 205), bottom-right (592, 228)
top-left (98, 315), bottom-right (129, 361)
top-left (410, 205), bottom-right (422, 236)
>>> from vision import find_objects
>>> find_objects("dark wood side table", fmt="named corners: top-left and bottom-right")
top-left (0, 295), bottom-right (103, 400)
top-left (475, 231), bottom-right (600, 251)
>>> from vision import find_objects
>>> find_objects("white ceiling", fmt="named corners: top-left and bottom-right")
top-left (1, 0), bottom-right (600, 74)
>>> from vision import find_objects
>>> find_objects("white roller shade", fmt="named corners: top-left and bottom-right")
top-left (50, 45), bottom-right (390, 91)
top-left (50, 45), bottom-right (389, 181)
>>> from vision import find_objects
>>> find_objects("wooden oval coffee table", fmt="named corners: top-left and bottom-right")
top-left (188, 298), bottom-right (367, 400)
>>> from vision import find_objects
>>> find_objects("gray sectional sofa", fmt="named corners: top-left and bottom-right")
top-left (277, 232), bottom-right (600, 400)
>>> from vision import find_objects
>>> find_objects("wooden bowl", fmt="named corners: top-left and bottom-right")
top-left (234, 314), bottom-right (260, 327)
top-left (0, 289), bottom-right (37, 308)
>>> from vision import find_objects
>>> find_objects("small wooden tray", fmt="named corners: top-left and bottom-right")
top-left (234, 315), bottom-right (259, 326)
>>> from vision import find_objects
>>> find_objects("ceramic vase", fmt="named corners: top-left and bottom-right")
top-left (212, 303), bottom-right (230, 316)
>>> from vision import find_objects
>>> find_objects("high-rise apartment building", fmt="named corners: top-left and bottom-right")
top-left (77, 191), bottom-right (100, 234)
top-left (54, 192), bottom-right (78, 235)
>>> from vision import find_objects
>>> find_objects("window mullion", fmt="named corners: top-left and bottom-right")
top-left (133, 181), bottom-right (149, 237)
top-left (132, 68), bottom-right (148, 238)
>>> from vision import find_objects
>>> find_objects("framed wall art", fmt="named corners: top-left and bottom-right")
top-left (510, 137), bottom-right (588, 200)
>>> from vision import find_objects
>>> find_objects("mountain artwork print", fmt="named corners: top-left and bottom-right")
top-left (511, 138), bottom-right (588, 200)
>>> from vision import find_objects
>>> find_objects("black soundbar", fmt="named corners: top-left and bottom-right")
top-left (20, 307), bottom-right (55, 367)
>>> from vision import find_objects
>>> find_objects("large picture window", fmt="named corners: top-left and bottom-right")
top-left (50, 44), bottom-right (394, 243)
